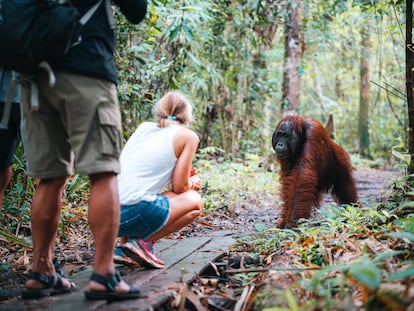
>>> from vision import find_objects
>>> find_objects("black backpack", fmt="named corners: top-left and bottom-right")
top-left (0, 0), bottom-right (109, 74)
top-left (0, 0), bottom-right (115, 129)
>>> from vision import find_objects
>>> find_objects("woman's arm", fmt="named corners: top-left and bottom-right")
top-left (171, 128), bottom-right (200, 194)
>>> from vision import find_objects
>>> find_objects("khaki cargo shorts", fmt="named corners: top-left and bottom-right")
top-left (20, 70), bottom-right (122, 179)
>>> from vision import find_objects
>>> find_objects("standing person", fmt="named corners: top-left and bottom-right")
top-left (115, 91), bottom-right (203, 269)
top-left (20, 0), bottom-right (147, 301)
top-left (0, 69), bottom-right (20, 210)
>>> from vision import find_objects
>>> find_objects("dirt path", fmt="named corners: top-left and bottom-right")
top-left (202, 168), bottom-right (401, 237)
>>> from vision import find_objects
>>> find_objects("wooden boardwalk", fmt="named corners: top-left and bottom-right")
top-left (0, 231), bottom-right (235, 311)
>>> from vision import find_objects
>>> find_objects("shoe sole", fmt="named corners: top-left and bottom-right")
top-left (136, 240), bottom-right (166, 265)
top-left (121, 244), bottom-right (164, 269)
top-left (114, 254), bottom-right (142, 267)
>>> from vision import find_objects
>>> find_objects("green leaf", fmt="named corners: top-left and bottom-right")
top-left (349, 263), bottom-right (381, 290)
top-left (285, 289), bottom-right (300, 311)
top-left (168, 24), bottom-right (181, 41)
top-left (255, 223), bottom-right (266, 233)
top-left (391, 149), bottom-right (411, 165)
top-left (386, 231), bottom-right (414, 242)
top-left (182, 24), bottom-right (195, 41)
top-left (0, 229), bottom-right (31, 247)
top-left (386, 265), bottom-right (414, 281)
top-left (0, 262), bottom-right (9, 272)
top-left (373, 250), bottom-right (406, 264)
top-left (398, 201), bottom-right (414, 209)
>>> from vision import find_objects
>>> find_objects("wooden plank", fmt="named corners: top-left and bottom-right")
top-left (0, 233), bottom-right (234, 311)
top-left (90, 233), bottom-right (235, 311)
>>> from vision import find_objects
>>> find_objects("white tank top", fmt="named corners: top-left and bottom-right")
top-left (118, 122), bottom-right (181, 205)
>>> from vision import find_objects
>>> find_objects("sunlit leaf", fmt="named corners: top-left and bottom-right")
top-left (373, 250), bottom-right (406, 264)
top-left (391, 149), bottom-right (411, 165)
top-left (386, 231), bottom-right (414, 242)
top-left (386, 265), bottom-right (414, 281)
top-left (255, 223), bottom-right (267, 232)
top-left (349, 263), bottom-right (381, 290)
top-left (398, 201), bottom-right (414, 209)
top-left (285, 289), bottom-right (300, 311)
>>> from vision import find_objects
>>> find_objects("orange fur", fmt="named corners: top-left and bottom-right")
top-left (272, 115), bottom-right (358, 228)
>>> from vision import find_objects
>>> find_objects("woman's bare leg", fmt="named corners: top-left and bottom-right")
top-left (147, 190), bottom-right (203, 241)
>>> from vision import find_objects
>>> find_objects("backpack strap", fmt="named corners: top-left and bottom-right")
top-left (46, 0), bottom-right (114, 28)
top-left (104, 0), bottom-right (116, 30)
top-left (0, 71), bottom-right (17, 129)
top-left (80, 0), bottom-right (115, 29)
top-left (29, 0), bottom-right (112, 111)
top-left (70, 0), bottom-right (114, 48)
top-left (78, 0), bottom-right (104, 26)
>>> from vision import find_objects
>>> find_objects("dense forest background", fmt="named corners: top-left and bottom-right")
top-left (115, 0), bottom-right (407, 166)
top-left (1, 2), bottom-right (413, 309)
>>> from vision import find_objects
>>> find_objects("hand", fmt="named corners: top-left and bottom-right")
top-left (189, 175), bottom-right (201, 191)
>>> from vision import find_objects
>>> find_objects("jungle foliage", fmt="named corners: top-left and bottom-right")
top-left (115, 0), bottom-right (407, 164)
top-left (0, 1), bottom-right (413, 308)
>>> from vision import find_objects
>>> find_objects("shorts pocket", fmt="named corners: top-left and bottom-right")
top-left (97, 102), bottom-right (122, 157)
top-left (119, 212), bottom-right (151, 238)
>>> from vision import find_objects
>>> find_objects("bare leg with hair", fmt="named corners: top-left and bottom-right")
top-left (86, 172), bottom-right (134, 294)
top-left (25, 177), bottom-right (73, 289)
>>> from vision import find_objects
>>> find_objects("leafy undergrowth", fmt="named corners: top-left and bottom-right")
top-left (0, 173), bottom-right (94, 300)
top-left (247, 202), bottom-right (414, 311)
top-left (0, 154), bottom-right (413, 311)
top-left (188, 163), bottom-right (414, 311)
top-left (196, 154), bottom-right (280, 213)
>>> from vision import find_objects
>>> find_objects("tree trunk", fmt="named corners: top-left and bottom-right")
top-left (359, 26), bottom-right (371, 158)
top-left (215, 85), bottom-right (232, 159)
top-left (406, 0), bottom-right (414, 176)
top-left (254, 0), bottom-right (283, 149)
top-left (281, 0), bottom-right (303, 115)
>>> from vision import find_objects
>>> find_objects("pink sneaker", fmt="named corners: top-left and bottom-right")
top-left (121, 239), bottom-right (165, 269)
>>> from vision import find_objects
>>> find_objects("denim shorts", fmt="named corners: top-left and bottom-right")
top-left (118, 194), bottom-right (171, 240)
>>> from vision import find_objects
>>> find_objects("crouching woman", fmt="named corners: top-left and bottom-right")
top-left (116, 91), bottom-right (203, 268)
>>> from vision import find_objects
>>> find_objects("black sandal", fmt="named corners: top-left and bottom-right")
top-left (22, 272), bottom-right (78, 299)
top-left (84, 271), bottom-right (140, 301)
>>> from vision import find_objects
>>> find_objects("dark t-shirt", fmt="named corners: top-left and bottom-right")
top-left (54, 0), bottom-right (147, 84)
